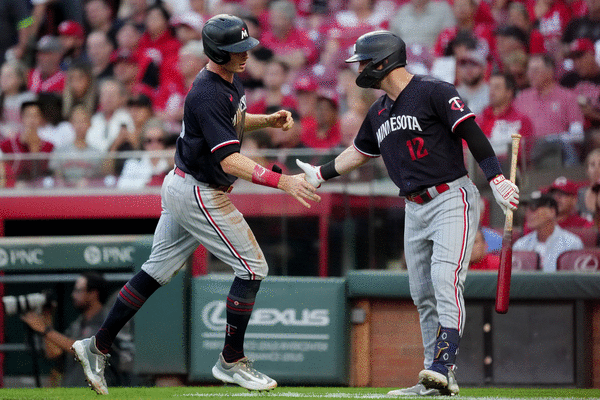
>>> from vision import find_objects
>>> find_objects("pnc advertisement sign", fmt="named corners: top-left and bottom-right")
top-left (190, 275), bottom-right (348, 384)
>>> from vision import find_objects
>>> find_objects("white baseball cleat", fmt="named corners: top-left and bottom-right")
top-left (418, 365), bottom-right (459, 396)
top-left (72, 337), bottom-right (110, 395)
top-left (212, 352), bottom-right (277, 391)
top-left (387, 382), bottom-right (441, 396)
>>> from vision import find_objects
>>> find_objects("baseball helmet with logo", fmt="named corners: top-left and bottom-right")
top-left (345, 31), bottom-right (407, 88)
top-left (202, 14), bottom-right (259, 65)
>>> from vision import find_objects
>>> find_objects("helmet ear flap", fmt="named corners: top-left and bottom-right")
top-left (202, 34), bottom-right (231, 65)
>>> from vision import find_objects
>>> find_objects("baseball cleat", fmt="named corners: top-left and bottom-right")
top-left (418, 365), bottom-right (459, 396)
top-left (212, 352), bottom-right (277, 391)
top-left (387, 382), bottom-right (441, 396)
top-left (72, 336), bottom-right (110, 395)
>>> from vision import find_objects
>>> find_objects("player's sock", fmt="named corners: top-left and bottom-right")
top-left (222, 277), bottom-right (261, 363)
top-left (94, 270), bottom-right (161, 354)
top-left (429, 326), bottom-right (460, 375)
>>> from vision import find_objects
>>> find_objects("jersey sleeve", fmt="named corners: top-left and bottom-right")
top-left (194, 91), bottom-right (241, 156)
top-left (353, 114), bottom-right (380, 157)
top-left (430, 81), bottom-right (475, 133)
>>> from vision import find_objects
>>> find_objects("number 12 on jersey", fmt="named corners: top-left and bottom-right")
top-left (406, 137), bottom-right (429, 160)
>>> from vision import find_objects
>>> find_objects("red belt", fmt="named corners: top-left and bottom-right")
top-left (174, 167), bottom-right (233, 193)
top-left (405, 183), bottom-right (450, 204)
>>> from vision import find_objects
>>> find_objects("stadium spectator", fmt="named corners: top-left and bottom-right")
top-left (514, 193), bottom-right (583, 272)
top-left (247, 59), bottom-right (297, 115)
top-left (389, 0), bottom-right (455, 50)
top-left (340, 84), bottom-right (378, 148)
top-left (137, 3), bottom-right (181, 71)
top-left (266, 108), bottom-right (311, 171)
top-left (111, 49), bottom-right (156, 100)
top-left (245, 0), bottom-right (270, 29)
top-left (154, 41), bottom-right (207, 133)
top-left (455, 48), bottom-right (490, 117)
top-left (84, 0), bottom-right (119, 43)
top-left (0, 100), bottom-right (54, 185)
top-left (0, 0), bottom-right (35, 63)
top-left (87, 78), bottom-right (134, 153)
top-left (28, 36), bottom-right (66, 94)
top-left (117, 0), bottom-right (150, 27)
top-left (433, 0), bottom-right (495, 58)
top-left (294, 73), bottom-right (319, 119)
top-left (527, 0), bottom-right (572, 61)
top-left (61, 61), bottom-right (97, 120)
top-left (260, 0), bottom-right (318, 71)
top-left (560, 38), bottom-right (600, 130)
top-left (506, 3), bottom-right (546, 54)
top-left (115, 20), bottom-right (144, 56)
top-left (502, 49), bottom-right (530, 92)
top-left (58, 20), bottom-right (88, 71)
top-left (478, 72), bottom-right (534, 163)
top-left (171, 13), bottom-right (203, 46)
top-left (117, 118), bottom-right (170, 189)
top-left (301, 88), bottom-right (341, 149)
top-left (86, 31), bottom-right (115, 80)
top-left (20, 272), bottom-right (135, 388)
top-left (469, 228), bottom-right (500, 270)
top-left (562, 0), bottom-right (600, 45)
top-left (50, 105), bottom-right (103, 187)
top-left (0, 60), bottom-right (35, 139)
top-left (581, 148), bottom-right (600, 221)
top-left (127, 94), bottom-right (154, 145)
top-left (493, 25), bottom-right (531, 70)
top-left (37, 92), bottom-right (75, 148)
top-left (514, 53), bottom-right (585, 166)
top-left (546, 176), bottom-right (593, 228)
top-left (320, 0), bottom-right (390, 68)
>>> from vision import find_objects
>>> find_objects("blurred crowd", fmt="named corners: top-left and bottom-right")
top-left (0, 0), bottom-right (599, 190)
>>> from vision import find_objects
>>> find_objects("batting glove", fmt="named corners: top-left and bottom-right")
top-left (296, 160), bottom-right (324, 188)
top-left (490, 174), bottom-right (519, 214)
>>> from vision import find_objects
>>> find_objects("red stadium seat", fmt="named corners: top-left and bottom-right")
top-left (556, 249), bottom-right (600, 271)
top-left (564, 227), bottom-right (599, 248)
top-left (512, 251), bottom-right (540, 271)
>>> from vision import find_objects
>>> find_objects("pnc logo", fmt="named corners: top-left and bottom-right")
top-left (201, 300), bottom-right (330, 331)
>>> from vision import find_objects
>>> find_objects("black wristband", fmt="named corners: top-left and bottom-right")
top-left (42, 326), bottom-right (52, 336)
top-left (320, 160), bottom-right (340, 181)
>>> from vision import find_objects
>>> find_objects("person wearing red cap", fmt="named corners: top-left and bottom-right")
top-left (58, 20), bottom-right (87, 70)
top-left (547, 176), bottom-right (594, 229)
top-left (560, 38), bottom-right (600, 130)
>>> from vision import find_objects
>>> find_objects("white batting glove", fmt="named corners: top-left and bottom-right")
top-left (490, 174), bottom-right (519, 214)
top-left (296, 159), bottom-right (324, 188)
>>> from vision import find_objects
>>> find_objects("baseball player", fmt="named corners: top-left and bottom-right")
top-left (71, 15), bottom-right (320, 395)
top-left (297, 31), bottom-right (519, 396)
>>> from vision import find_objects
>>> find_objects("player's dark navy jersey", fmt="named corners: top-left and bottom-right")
top-left (354, 75), bottom-right (475, 195)
top-left (174, 68), bottom-right (247, 186)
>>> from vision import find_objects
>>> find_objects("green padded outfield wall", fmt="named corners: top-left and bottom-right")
top-left (189, 275), bottom-right (349, 384)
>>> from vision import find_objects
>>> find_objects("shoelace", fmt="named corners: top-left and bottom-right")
top-left (237, 358), bottom-right (264, 378)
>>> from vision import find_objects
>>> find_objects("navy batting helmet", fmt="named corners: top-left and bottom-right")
top-left (345, 31), bottom-right (407, 88)
top-left (202, 14), bottom-right (259, 65)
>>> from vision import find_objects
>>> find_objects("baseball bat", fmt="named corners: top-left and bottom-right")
top-left (495, 133), bottom-right (521, 314)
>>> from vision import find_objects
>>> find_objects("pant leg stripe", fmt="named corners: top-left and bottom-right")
top-left (454, 188), bottom-right (469, 333)
top-left (194, 186), bottom-right (257, 279)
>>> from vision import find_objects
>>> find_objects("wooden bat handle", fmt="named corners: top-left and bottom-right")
top-left (495, 133), bottom-right (521, 314)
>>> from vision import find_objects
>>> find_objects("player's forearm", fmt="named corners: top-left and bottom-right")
top-left (244, 114), bottom-right (270, 131)
top-left (330, 146), bottom-right (371, 176)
